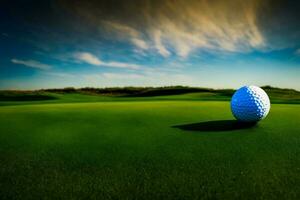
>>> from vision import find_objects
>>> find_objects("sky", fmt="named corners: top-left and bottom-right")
top-left (0, 0), bottom-right (300, 90)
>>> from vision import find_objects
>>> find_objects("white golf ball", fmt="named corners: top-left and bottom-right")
top-left (231, 86), bottom-right (270, 122)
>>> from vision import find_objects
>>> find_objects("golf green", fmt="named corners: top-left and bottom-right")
top-left (0, 101), bottom-right (299, 199)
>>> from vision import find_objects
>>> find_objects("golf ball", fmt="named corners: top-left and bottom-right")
top-left (231, 86), bottom-right (270, 122)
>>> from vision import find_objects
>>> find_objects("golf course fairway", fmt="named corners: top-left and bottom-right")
top-left (0, 100), bottom-right (299, 199)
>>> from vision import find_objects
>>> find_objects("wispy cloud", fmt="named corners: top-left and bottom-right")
top-left (97, 0), bottom-right (265, 58)
top-left (153, 0), bottom-right (265, 57)
top-left (82, 71), bottom-right (196, 87)
top-left (131, 38), bottom-right (149, 50)
top-left (101, 72), bottom-right (144, 79)
top-left (42, 72), bottom-right (75, 78)
top-left (152, 30), bottom-right (170, 57)
top-left (11, 59), bottom-right (52, 70)
top-left (74, 52), bottom-right (141, 69)
top-left (103, 21), bottom-right (149, 50)
top-left (75, 52), bottom-right (102, 65)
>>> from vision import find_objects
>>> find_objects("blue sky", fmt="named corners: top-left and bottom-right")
top-left (0, 0), bottom-right (300, 90)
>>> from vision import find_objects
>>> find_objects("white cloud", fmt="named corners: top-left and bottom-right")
top-left (101, 0), bottom-right (265, 58)
top-left (11, 59), bottom-right (51, 70)
top-left (103, 21), bottom-right (149, 51)
top-left (131, 38), bottom-right (149, 50)
top-left (101, 72), bottom-right (144, 79)
top-left (81, 71), bottom-right (197, 87)
top-left (75, 52), bottom-right (102, 65)
top-left (101, 61), bottom-right (141, 69)
top-left (74, 52), bottom-right (141, 70)
top-left (43, 72), bottom-right (75, 78)
top-left (152, 30), bottom-right (171, 57)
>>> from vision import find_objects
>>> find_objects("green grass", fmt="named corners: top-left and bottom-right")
top-left (1, 85), bottom-right (300, 106)
top-left (0, 97), bottom-right (299, 199)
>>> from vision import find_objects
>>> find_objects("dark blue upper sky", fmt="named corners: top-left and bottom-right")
top-left (1, 0), bottom-right (300, 90)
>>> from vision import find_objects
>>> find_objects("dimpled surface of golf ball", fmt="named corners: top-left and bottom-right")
top-left (231, 85), bottom-right (270, 122)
